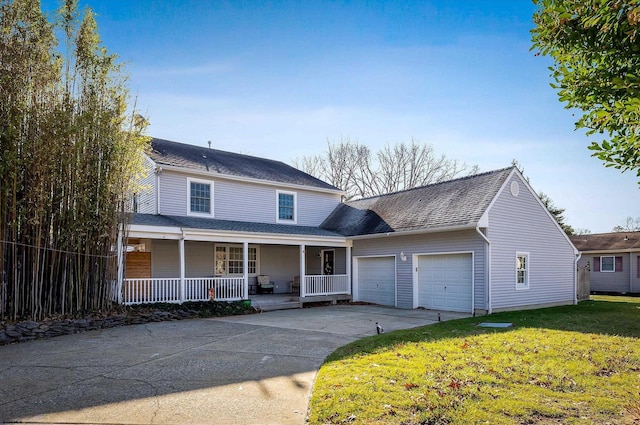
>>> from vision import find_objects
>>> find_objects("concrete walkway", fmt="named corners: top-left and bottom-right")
top-left (0, 305), bottom-right (469, 425)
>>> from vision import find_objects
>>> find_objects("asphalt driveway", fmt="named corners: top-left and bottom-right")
top-left (0, 305), bottom-right (469, 425)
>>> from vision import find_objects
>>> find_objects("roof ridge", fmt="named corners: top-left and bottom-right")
top-left (148, 137), bottom-right (342, 192)
top-left (346, 166), bottom-right (515, 203)
top-left (150, 137), bottom-right (289, 166)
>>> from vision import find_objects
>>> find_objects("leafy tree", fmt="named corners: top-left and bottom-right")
top-left (531, 0), bottom-right (640, 177)
top-left (538, 192), bottom-right (575, 235)
top-left (294, 138), bottom-right (477, 200)
top-left (612, 216), bottom-right (640, 232)
top-left (0, 0), bottom-right (149, 320)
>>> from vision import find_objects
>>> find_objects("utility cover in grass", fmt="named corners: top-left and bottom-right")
top-left (477, 322), bottom-right (513, 328)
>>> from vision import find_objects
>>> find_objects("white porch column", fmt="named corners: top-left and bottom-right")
top-left (300, 244), bottom-right (306, 298)
top-left (243, 242), bottom-right (249, 299)
top-left (116, 226), bottom-right (124, 304)
top-left (346, 245), bottom-right (352, 295)
top-left (179, 236), bottom-right (185, 303)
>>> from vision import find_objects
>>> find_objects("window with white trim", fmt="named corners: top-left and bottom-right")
top-left (188, 178), bottom-right (213, 216)
top-left (214, 245), bottom-right (258, 276)
top-left (600, 256), bottom-right (615, 272)
top-left (516, 252), bottom-right (529, 290)
top-left (276, 190), bottom-right (296, 223)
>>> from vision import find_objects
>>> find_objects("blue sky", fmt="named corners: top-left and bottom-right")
top-left (42, 0), bottom-right (639, 233)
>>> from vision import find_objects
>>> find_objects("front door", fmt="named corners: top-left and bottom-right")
top-left (322, 249), bottom-right (335, 275)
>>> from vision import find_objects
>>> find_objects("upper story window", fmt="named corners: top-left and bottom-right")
top-left (516, 252), bottom-right (529, 290)
top-left (277, 190), bottom-right (297, 223)
top-left (188, 178), bottom-right (213, 216)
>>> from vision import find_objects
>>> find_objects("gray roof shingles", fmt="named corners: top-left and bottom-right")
top-left (570, 232), bottom-right (640, 252)
top-left (320, 167), bottom-right (514, 236)
top-left (130, 213), bottom-right (345, 238)
top-left (148, 138), bottom-right (340, 191)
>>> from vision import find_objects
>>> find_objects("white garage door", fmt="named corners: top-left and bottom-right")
top-left (417, 253), bottom-right (472, 312)
top-left (357, 256), bottom-right (396, 307)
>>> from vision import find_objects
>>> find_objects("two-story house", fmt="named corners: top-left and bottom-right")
top-left (115, 138), bottom-right (579, 315)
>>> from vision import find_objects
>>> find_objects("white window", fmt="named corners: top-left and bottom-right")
top-left (215, 245), bottom-right (258, 276)
top-left (516, 252), bottom-right (529, 290)
top-left (276, 190), bottom-right (296, 223)
top-left (600, 256), bottom-right (615, 272)
top-left (188, 178), bottom-right (213, 216)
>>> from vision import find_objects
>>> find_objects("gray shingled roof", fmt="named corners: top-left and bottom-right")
top-left (320, 167), bottom-right (514, 236)
top-left (130, 213), bottom-right (345, 238)
top-left (148, 138), bottom-right (340, 191)
top-left (570, 232), bottom-right (640, 252)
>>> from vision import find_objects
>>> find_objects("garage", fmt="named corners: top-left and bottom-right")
top-left (416, 253), bottom-right (473, 312)
top-left (356, 256), bottom-right (396, 307)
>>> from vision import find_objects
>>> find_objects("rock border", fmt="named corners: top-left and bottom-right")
top-left (0, 309), bottom-right (200, 345)
top-left (0, 301), bottom-right (256, 346)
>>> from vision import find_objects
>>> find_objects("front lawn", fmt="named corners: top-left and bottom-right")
top-left (308, 297), bottom-right (640, 424)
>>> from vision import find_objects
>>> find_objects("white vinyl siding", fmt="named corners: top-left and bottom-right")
top-left (259, 245), bottom-right (301, 294)
top-left (136, 157), bottom-right (156, 214)
top-left (158, 170), bottom-right (341, 226)
top-left (352, 230), bottom-right (486, 310)
top-left (184, 241), bottom-right (215, 278)
top-left (158, 172), bottom-right (188, 215)
top-left (150, 240), bottom-right (179, 278)
top-left (487, 174), bottom-right (575, 311)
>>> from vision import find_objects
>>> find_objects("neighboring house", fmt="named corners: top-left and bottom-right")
top-left (570, 232), bottom-right (640, 294)
top-left (116, 138), bottom-right (579, 314)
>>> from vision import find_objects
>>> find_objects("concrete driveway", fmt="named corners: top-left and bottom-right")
top-left (0, 305), bottom-right (468, 425)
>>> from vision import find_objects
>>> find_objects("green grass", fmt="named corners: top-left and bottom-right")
top-left (308, 297), bottom-right (640, 424)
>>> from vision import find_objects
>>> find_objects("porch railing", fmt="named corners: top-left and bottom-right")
top-left (121, 277), bottom-right (244, 305)
top-left (186, 277), bottom-right (244, 302)
top-left (304, 274), bottom-right (350, 296)
top-left (123, 278), bottom-right (181, 304)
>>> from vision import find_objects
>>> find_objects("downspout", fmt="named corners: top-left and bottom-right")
top-left (476, 227), bottom-right (491, 314)
top-left (574, 252), bottom-right (581, 305)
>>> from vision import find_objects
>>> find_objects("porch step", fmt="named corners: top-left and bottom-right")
top-left (250, 297), bottom-right (302, 312)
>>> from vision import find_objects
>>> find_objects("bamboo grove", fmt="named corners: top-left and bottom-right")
top-left (0, 0), bottom-right (149, 320)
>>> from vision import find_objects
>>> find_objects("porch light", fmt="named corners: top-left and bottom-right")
top-left (400, 252), bottom-right (407, 262)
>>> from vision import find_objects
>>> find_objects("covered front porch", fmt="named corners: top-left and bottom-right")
top-left (115, 220), bottom-right (352, 305)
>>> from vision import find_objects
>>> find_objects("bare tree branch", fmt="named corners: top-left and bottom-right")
top-left (294, 138), bottom-right (478, 200)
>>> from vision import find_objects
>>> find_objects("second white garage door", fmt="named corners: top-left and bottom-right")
top-left (417, 253), bottom-right (473, 312)
top-left (356, 256), bottom-right (396, 307)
